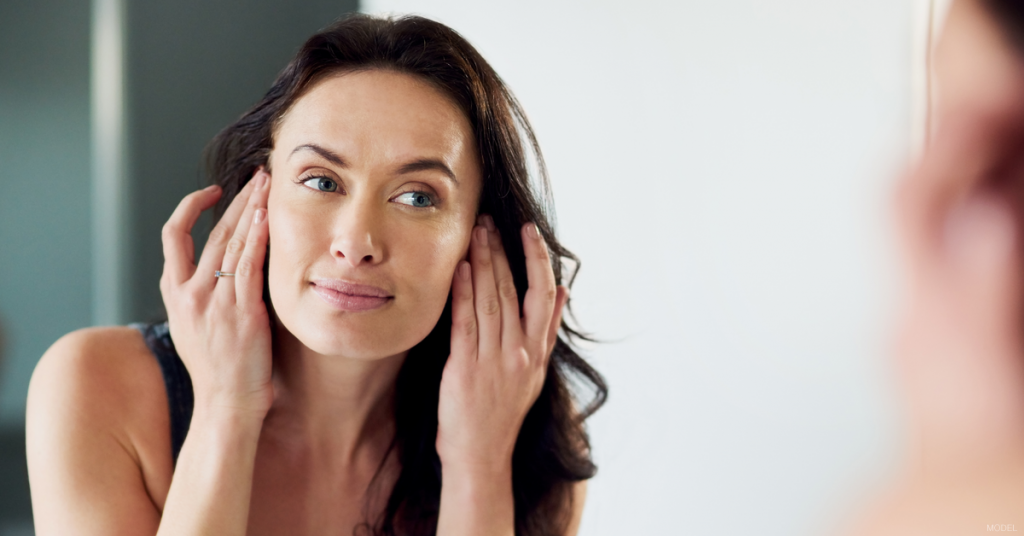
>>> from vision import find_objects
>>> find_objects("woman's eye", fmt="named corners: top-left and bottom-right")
top-left (300, 177), bottom-right (339, 193)
top-left (394, 191), bottom-right (434, 208)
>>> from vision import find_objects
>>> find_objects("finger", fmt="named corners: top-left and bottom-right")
top-left (544, 286), bottom-right (569, 362)
top-left (449, 261), bottom-right (477, 362)
top-left (217, 171), bottom-right (269, 301)
top-left (235, 205), bottom-right (270, 308)
top-left (470, 224), bottom-right (501, 356)
top-left (480, 215), bottom-right (522, 350)
top-left (521, 222), bottom-right (558, 351)
top-left (162, 185), bottom-right (222, 286)
top-left (195, 176), bottom-right (259, 286)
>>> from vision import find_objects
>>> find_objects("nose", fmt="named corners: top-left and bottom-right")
top-left (330, 199), bottom-right (384, 268)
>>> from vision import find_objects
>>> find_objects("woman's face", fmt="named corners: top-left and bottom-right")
top-left (265, 69), bottom-right (482, 359)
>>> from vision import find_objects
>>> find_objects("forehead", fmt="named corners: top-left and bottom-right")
top-left (273, 70), bottom-right (478, 170)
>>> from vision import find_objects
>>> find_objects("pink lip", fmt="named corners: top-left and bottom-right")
top-left (310, 279), bottom-right (392, 312)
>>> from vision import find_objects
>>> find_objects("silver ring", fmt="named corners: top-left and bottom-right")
top-left (214, 271), bottom-right (235, 278)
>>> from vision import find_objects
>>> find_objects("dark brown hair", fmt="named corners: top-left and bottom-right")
top-left (985, 0), bottom-right (1024, 53)
top-left (204, 13), bottom-right (607, 536)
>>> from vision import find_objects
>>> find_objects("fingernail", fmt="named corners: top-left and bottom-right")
top-left (255, 174), bottom-right (268, 190)
top-left (458, 261), bottom-right (470, 280)
top-left (528, 222), bottom-right (539, 239)
top-left (482, 214), bottom-right (495, 231)
top-left (205, 184), bottom-right (219, 192)
top-left (476, 226), bottom-right (489, 246)
top-left (253, 208), bottom-right (265, 225)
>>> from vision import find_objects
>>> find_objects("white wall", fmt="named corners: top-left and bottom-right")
top-left (362, 1), bottom-right (911, 534)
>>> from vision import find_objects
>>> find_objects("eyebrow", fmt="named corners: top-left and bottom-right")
top-left (290, 143), bottom-right (346, 167)
top-left (289, 143), bottom-right (459, 186)
top-left (397, 158), bottom-right (459, 186)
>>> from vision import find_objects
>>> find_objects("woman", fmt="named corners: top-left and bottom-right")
top-left (26, 14), bottom-right (606, 536)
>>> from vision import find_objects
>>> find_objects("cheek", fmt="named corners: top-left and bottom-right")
top-left (267, 197), bottom-right (330, 256)
top-left (266, 204), bottom-right (323, 301)
top-left (382, 218), bottom-right (471, 350)
top-left (398, 219), bottom-right (470, 296)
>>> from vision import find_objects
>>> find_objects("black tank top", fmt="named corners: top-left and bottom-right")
top-left (130, 321), bottom-right (194, 465)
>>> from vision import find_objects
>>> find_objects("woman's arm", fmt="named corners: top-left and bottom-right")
top-left (437, 465), bottom-right (515, 536)
top-left (154, 408), bottom-right (264, 535)
top-left (437, 472), bottom-right (587, 536)
top-left (435, 216), bottom-right (571, 536)
top-left (153, 172), bottom-right (274, 536)
top-left (29, 173), bottom-right (275, 536)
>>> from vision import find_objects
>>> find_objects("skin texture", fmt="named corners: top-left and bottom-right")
top-left (845, 0), bottom-right (1024, 534)
top-left (266, 71), bottom-right (481, 360)
top-left (26, 69), bottom-right (583, 535)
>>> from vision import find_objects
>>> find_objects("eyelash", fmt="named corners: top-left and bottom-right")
top-left (295, 174), bottom-right (439, 208)
top-left (297, 175), bottom-right (342, 195)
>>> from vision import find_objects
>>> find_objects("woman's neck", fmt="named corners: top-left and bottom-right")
top-left (263, 320), bottom-right (407, 468)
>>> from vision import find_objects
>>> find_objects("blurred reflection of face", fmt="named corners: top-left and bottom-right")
top-left (265, 70), bottom-right (482, 359)
top-left (846, 3), bottom-right (1024, 535)
top-left (899, 0), bottom-right (1024, 443)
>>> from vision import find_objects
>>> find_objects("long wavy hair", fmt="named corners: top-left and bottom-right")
top-left (986, 0), bottom-right (1024, 53)
top-left (204, 13), bottom-right (607, 536)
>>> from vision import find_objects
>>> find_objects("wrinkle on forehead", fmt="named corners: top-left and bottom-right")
top-left (270, 69), bottom-right (480, 180)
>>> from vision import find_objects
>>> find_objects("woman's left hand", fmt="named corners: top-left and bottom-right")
top-left (436, 215), bottom-right (569, 475)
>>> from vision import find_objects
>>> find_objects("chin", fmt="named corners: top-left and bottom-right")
top-left (282, 314), bottom-right (395, 359)
top-left (276, 301), bottom-right (441, 360)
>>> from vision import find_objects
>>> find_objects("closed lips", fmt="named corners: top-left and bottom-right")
top-left (310, 279), bottom-right (392, 312)
top-left (311, 279), bottom-right (392, 298)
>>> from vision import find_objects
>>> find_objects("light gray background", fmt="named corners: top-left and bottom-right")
top-left (363, 0), bottom-right (911, 534)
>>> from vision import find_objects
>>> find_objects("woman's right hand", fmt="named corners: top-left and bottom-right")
top-left (160, 169), bottom-right (274, 418)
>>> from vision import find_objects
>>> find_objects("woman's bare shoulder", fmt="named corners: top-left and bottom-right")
top-left (26, 326), bottom-right (172, 531)
top-left (29, 326), bottom-right (168, 425)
